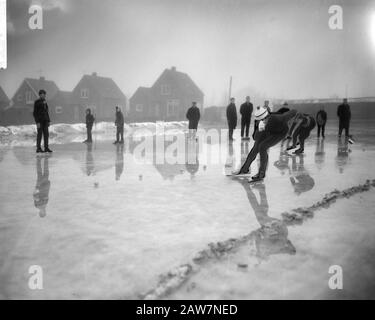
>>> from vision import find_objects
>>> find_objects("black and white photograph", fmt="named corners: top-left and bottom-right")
top-left (0, 0), bottom-right (375, 306)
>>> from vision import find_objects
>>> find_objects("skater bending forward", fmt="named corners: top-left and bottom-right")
top-left (286, 113), bottom-right (316, 154)
top-left (234, 106), bottom-right (297, 182)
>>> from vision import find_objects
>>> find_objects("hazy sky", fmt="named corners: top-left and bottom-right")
top-left (0, 0), bottom-right (375, 106)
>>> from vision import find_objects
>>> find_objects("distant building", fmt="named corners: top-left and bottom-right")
top-left (0, 86), bottom-right (10, 125)
top-left (129, 66), bottom-right (204, 122)
top-left (4, 77), bottom-right (59, 125)
top-left (48, 90), bottom-right (79, 124)
top-left (72, 72), bottom-right (127, 122)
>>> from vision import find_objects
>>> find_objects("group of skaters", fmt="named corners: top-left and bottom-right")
top-left (33, 88), bottom-right (352, 183)
top-left (222, 96), bottom-right (353, 182)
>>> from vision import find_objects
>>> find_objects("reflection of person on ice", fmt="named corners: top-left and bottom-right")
top-left (33, 156), bottom-right (51, 218)
top-left (234, 105), bottom-right (297, 182)
top-left (286, 113), bottom-right (316, 154)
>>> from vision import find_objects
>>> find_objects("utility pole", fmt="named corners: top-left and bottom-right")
top-left (228, 76), bottom-right (232, 103)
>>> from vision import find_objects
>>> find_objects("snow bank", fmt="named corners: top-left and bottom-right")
top-left (0, 121), bottom-right (188, 145)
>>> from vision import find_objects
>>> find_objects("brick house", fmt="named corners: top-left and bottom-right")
top-left (4, 77), bottom-right (60, 125)
top-left (0, 86), bottom-right (10, 125)
top-left (129, 67), bottom-right (204, 122)
top-left (71, 72), bottom-right (127, 122)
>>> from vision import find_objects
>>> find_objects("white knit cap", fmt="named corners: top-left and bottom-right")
top-left (254, 106), bottom-right (269, 121)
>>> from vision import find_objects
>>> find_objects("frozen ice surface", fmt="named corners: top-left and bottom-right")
top-left (0, 120), bottom-right (375, 299)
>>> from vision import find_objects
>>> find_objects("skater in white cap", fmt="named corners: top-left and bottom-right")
top-left (232, 105), bottom-right (297, 182)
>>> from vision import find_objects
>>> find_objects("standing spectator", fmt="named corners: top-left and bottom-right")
top-left (33, 89), bottom-right (52, 153)
top-left (337, 98), bottom-right (351, 138)
top-left (114, 106), bottom-right (124, 144)
top-left (240, 96), bottom-right (253, 140)
top-left (186, 101), bottom-right (201, 139)
top-left (226, 97), bottom-right (237, 141)
top-left (316, 108), bottom-right (327, 139)
top-left (84, 108), bottom-right (95, 143)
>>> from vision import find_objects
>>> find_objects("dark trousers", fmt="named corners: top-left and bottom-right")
top-left (36, 121), bottom-right (49, 149)
top-left (317, 124), bottom-right (325, 138)
top-left (240, 132), bottom-right (285, 176)
top-left (228, 125), bottom-right (235, 140)
top-left (116, 125), bottom-right (124, 142)
top-left (339, 120), bottom-right (350, 137)
top-left (292, 127), bottom-right (313, 150)
top-left (241, 118), bottom-right (251, 137)
top-left (87, 125), bottom-right (93, 142)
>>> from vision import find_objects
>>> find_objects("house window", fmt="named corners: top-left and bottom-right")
top-left (25, 91), bottom-right (34, 104)
top-left (136, 104), bottom-right (143, 112)
top-left (81, 88), bottom-right (89, 98)
top-left (161, 85), bottom-right (171, 96)
top-left (17, 94), bottom-right (23, 102)
top-left (55, 106), bottom-right (63, 114)
top-left (167, 99), bottom-right (179, 117)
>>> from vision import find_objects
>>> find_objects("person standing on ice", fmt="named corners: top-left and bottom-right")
top-left (113, 106), bottom-right (124, 144)
top-left (286, 113), bottom-right (316, 154)
top-left (337, 98), bottom-right (351, 138)
top-left (226, 97), bottom-right (237, 141)
top-left (233, 106), bottom-right (297, 182)
top-left (84, 108), bottom-right (95, 143)
top-left (186, 101), bottom-right (200, 139)
top-left (316, 107), bottom-right (327, 139)
top-left (240, 96), bottom-right (253, 140)
top-left (33, 89), bottom-right (52, 153)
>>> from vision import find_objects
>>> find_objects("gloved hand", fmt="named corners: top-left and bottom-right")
top-left (258, 120), bottom-right (265, 132)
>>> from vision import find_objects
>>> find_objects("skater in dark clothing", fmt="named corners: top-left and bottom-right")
top-left (316, 108), bottom-right (327, 139)
top-left (234, 106), bottom-right (297, 181)
top-left (226, 98), bottom-right (237, 141)
top-left (114, 106), bottom-right (124, 144)
top-left (286, 113), bottom-right (316, 154)
top-left (33, 89), bottom-right (52, 153)
top-left (337, 98), bottom-right (351, 138)
top-left (84, 108), bottom-right (95, 143)
top-left (240, 96), bottom-right (253, 140)
top-left (33, 156), bottom-right (51, 218)
top-left (186, 102), bottom-right (201, 139)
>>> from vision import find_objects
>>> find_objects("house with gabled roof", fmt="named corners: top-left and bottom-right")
top-left (3, 76), bottom-right (60, 125)
top-left (129, 66), bottom-right (204, 122)
top-left (71, 72), bottom-right (127, 122)
top-left (0, 86), bottom-right (10, 125)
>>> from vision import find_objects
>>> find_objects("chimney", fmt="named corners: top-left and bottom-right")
top-left (92, 72), bottom-right (97, 76)
top-left (171, 66), bottom-right (176, 72)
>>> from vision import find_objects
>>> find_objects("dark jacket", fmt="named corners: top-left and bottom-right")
top-left (240, 102), bottom-right (253, 121)
top-left (265, 110), bottom-right (298, 135)
top-left (86, 114), bottom-right (95, 128)
top-left (115, 111), bottom-right (124, 127)
top-left (316, 110), bottom-right (327, 126)
top-left (186, 106), bottom-right (200, 129)
top-left (226, 103), bottom-right (237, 128)
top-left (33, 98), bottom-right (50, 123)
top-left (337, 103), bottom-right (351, 122)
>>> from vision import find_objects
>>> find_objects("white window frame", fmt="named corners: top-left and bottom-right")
top-left (161, 84), bottom-right (171, 96)
top-left (136, 104), bottom-right (143, 112)
top-left (81, 88), bottom-right (89, 98)
top-left (25, 91), bottom-right (34, 104)
top-left (55, 106), bottom-right (63, 114)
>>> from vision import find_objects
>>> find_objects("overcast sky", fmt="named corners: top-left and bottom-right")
top-left (0, 0), bottom-right (374, 106)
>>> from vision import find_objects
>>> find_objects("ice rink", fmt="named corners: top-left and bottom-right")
top-left (1, 120), bottom-right (375, 299)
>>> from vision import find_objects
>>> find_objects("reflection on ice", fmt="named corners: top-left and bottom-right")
top-left (1, 122), bottom-right (375, 299)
